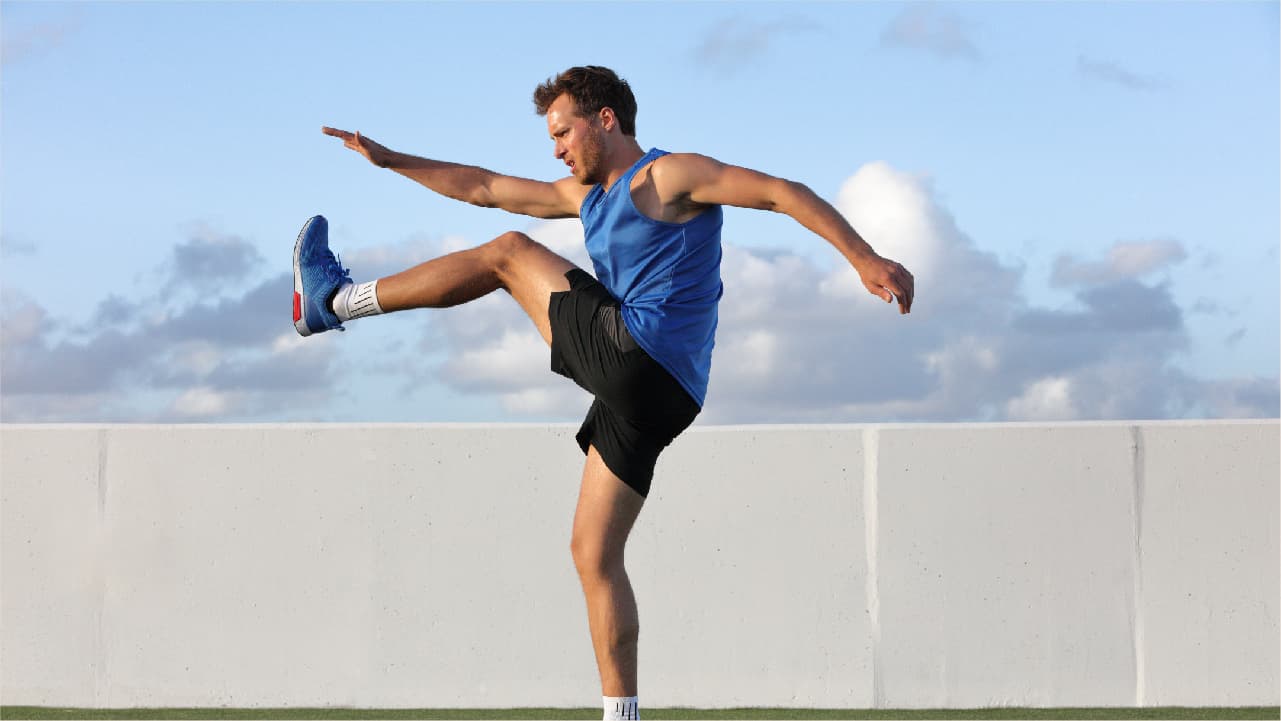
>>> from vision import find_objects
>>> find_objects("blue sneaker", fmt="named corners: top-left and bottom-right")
top-left (292, 215), bottom-right (351, 336)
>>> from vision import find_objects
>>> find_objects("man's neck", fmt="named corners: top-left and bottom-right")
top-left (599, 140), bottom-right (646, 191)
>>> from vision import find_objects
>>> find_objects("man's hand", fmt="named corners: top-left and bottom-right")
top-left (853, 254), bottom-right (914, 314)
top-left (322, 126), bottom-right (392, 168)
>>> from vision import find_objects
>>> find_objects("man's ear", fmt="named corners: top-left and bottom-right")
top-left (598, 106), bottom-right (617, 133)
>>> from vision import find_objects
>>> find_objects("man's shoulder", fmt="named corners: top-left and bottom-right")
top-left (551, 175), bottom-right (594, 211)
top-left (649, 151), bottom-right (715, 170)
top-left (646, 152), bottom-right (723, 193)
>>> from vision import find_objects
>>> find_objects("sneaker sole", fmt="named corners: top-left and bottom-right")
top-left (292, 216), bottom-right (319, 336)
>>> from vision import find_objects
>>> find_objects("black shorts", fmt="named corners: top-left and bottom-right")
top-left (548, 269), bottom-right (701, 497)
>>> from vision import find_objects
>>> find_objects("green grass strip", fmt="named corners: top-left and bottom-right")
top-left (3, 708), bottom-right (1277, 720)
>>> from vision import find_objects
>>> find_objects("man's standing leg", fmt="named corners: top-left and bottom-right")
top-left (572, 446), bottom-right (645, 719)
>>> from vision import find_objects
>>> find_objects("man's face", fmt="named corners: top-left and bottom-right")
top-left (546, 93), bottom-right (605, 185)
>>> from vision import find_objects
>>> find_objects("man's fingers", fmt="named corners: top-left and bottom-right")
top-left (881, 286), bottom-right (909, 314)
top-left (883, 285), bottom-right (906, 313)
top-left (884, 277), bottom-right (912, 314)
top-left (321, 126), bottom-right (372, 158)
top-left (891, 264), bottom-right (914, 314)
top-left (895, 281), bottom-right (912, 314)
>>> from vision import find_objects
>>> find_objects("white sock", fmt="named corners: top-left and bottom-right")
top-left (331, 280), bottom-right (383, 322)
top-left (603, 696), bottom-right (639, 721)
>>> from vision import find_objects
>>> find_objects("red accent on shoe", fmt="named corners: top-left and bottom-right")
top-left (293, 292), bottom-right (302, 322)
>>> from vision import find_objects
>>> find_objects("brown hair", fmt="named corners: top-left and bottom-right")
top-left (533, 66), bottom-right (637, 137)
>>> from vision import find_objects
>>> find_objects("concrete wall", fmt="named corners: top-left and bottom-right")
top-left (2, 421), bottom-right (1276, 708)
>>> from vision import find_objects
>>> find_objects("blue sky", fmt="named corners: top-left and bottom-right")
top-left (2, 1), bottom-right (1277, 423)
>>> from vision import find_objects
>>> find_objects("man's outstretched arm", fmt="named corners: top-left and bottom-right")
top-left (660, 153), bottom-right (914, 314)
top-left (321, 127), bottom-right (585, 220)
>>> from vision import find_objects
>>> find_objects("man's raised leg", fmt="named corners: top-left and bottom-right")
top-left (376, 230), bottom-right (573, 345)
top-left (294, 214), bottom-right (574, 344)
top-left (571, 446), bottom-right (645, 717)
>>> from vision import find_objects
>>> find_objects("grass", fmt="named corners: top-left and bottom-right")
top-left (3, 708), bottom-right (1277, 720)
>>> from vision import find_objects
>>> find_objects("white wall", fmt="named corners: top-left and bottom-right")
top-left (2, 421), bottom-right (1276, 708)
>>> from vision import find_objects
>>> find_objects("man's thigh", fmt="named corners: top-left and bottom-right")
top-left (494, 231), bottom-right (577, 346)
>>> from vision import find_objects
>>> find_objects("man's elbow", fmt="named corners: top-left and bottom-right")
top-left (769, 179), bottom-right (811, 213)
top-left (466, 185), bottom-right (498, 209)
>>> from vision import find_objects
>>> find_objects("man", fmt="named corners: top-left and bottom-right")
top-left (294, 66), bottom-right (913, 719)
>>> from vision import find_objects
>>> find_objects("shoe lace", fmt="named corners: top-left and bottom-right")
top-left (320, 248), bottom-right (353, 286)
top-left (316, 248), bottom-right (353, 330)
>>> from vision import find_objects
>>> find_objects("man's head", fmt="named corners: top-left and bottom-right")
top-left (534, 66), bottom-right (638, 184)
top-left (534, 66), bottom-right (637, 136)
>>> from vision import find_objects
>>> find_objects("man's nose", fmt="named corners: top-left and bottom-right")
top-left (554, 142), bottom-right (566, 159)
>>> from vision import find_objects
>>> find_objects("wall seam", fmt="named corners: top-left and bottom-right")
top-left (94, 428), bottom-right (109, 708)
top-left (862, 428), bottom-right (882, 708)
top-left (1129, 424), bottom-right (1147, 707)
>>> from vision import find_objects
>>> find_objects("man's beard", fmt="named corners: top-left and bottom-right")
top-left (576, 126), bottom-right (606, 185)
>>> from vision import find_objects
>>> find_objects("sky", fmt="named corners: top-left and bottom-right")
top-left (2, 0), bottom-right (1278, 424)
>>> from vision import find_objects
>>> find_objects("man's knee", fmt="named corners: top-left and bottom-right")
top-left (570, 532), bottom-right (623, 582)
top-left (488, 231), bottom-right (553, 287)
top-left (488, 231), bottom-right (539, 272)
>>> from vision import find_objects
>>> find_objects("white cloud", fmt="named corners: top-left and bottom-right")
top-left (0, 243), bottom-right (339, 421)
top-left (1105, 239), bottom-right (1185, 276)
top-left (716, 329), bottom-right (779, 384)
top-left (271, 331), bottom-right (311, 355)
top-left (1006, 377), bottom-right (1077, 421)
top-left (836, 162), bottom-right (947, 285)
top-left (1077, 56), bottom-right (1162, 91)
top-left (694, 16), bottom-right (822, 70)
top-left (442, 328), bottom-right (555, 391)
top-left (1, 12), bottom-right (80, 66)
top-left (171, 387), bottom-right (235, 418)
top-left (1199, 377), bottom-right (1281, 418)
top-left (344, 233), bottom-right (467, 279)
top-left (706, 241), bottom-right (988, 423)
top-left (1052, 238), bottom-right (1186, 286)
top-left (0, 392), bottom-right (117, 423)
top-left (166, 226), bottom-right (264, 294)
top-left (881, 5), bottom-right (981, 62)
top-left (499, 387), bottom-right (591, 417)
top-left (722, 248), bottom-right (815, 318)
top-left (171, 342), bottom-right (224, 376)
top-left (0, 295), bottom-right (47, 347)
top-left (1, 234), bottom-right (38, 258)
top-left (526, 218), bottom-right (592, 268)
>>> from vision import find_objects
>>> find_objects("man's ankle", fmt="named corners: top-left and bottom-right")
top-left (331, 280), bottom-right (383, 322)
top-left (603, 696), bottom-right (638, 721)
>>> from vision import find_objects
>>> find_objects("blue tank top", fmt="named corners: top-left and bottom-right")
top-left (580, 148), bottom-right (723, 406)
